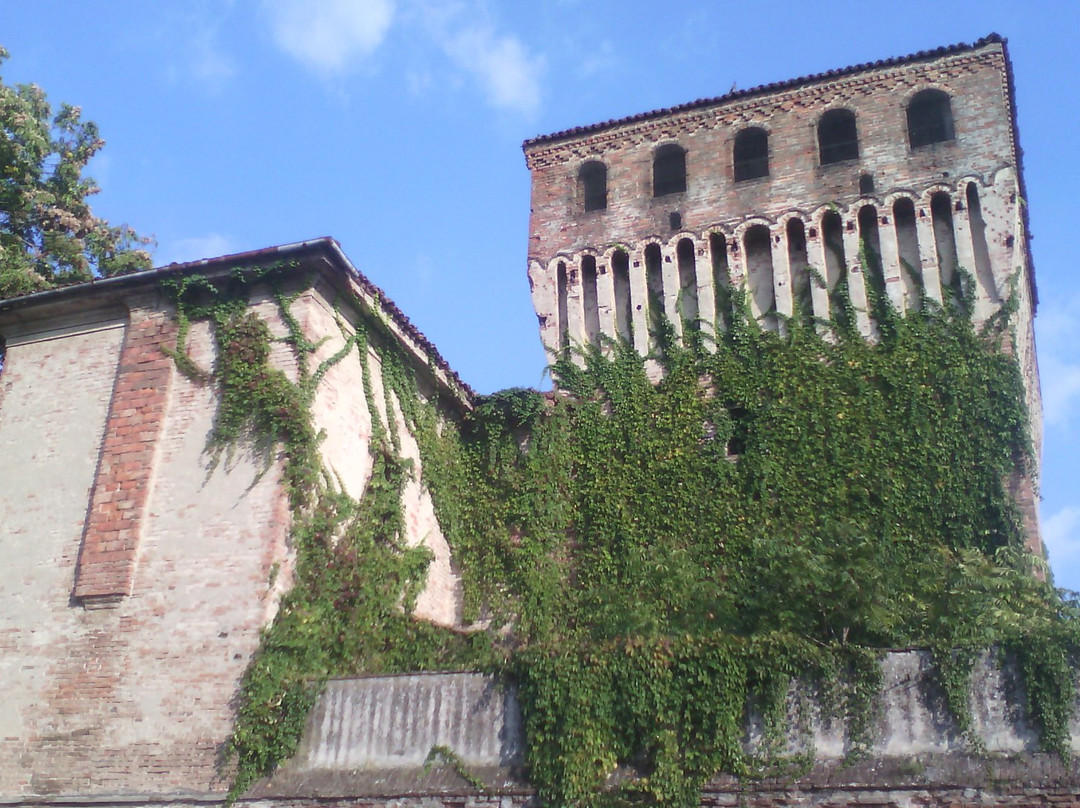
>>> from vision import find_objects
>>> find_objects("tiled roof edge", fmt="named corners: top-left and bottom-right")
top-left (523, 34), bottom-right (1006, 150)
top-left (0, 237), bottom-right (477, 406)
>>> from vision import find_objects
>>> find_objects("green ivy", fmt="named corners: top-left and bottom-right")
top-left (163, 262), bottom-right (1078, 808)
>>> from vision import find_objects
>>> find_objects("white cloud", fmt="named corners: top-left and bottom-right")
top-left (163, 234), bottom-right (236, 266)
top-left (440, 23), bottom-right (543, 116)
top-left (1044, 506), bottom-right (1080, 565)
top-left (263, 0), bottom-right (395, 75)
top-left (189, 26), bottom-right (236, 88)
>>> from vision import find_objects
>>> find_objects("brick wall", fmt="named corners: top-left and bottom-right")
top-left (0, 255), bottom-right (470, 799)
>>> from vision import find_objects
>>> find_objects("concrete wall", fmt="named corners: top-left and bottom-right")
top-left (253, 654), bottom-right (1078, 804)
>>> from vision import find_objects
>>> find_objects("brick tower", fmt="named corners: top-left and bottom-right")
top-left (522, 33), bottom-right (1041, 551)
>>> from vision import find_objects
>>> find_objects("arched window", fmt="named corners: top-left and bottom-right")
top-left (818, 109), bottom-right (859, 165)
top-left (733, 127), bottom-right (769, 182)
top-left (579, 160), bottom-right (607, 212)
top-left (653, 143), bottom-right (686, 197)
top-left (907, 89), bottom-right (954, 148)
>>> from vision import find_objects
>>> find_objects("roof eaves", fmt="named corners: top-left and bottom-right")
top-left (523, 34), bottom-right (1006, 151)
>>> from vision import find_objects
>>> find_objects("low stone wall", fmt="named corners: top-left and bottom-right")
top-left (252, 652), bottom-right (1079, 804)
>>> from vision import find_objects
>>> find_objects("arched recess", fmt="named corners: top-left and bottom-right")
top-left (709, 232), bottom-right (732, 331)
top-left (581, 254), bottom-right (601, 345)
top-left (557, 260), bottom-right (570, 350)
top-left (785, 217), bottom-right (811, 320)
top-left (930, 191), bottom-right (960, 299)
top-left (677, 238), bottom-right (699, 326)
top-left (645, 242), bottom-right (665, 343)
top-left (733, 127), bottom-right (769, 182)
top-left (579, 160), bottom-right (608, 212)
top-left (821, 209), bottom-right (847, 291)
top-left (653, 143), bottom-right (687, 197)
top-left (966, 182), bottom-right (998, 305)
top-left (891, 196), bottom-right (922, 310)
top-left (744, 224), bottom-right (775, 324)
top-left (610, 249), bottom-right (633, 346)
top-left (907, 89), bottom-right (955, 148)
top-left (818, 109), bottom-right (859, 164)
top-left (857, 205), bottom-right (885, 301)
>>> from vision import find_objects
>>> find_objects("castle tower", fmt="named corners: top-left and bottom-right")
top-left (522, 34), bottom-right (1042, 551)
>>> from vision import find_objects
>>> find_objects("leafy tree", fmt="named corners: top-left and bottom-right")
top-left (0, 46), bottom-right (152, 299)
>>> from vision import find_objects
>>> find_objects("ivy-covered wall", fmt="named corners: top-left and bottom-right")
top-left (165, 256), bottom-right (1077, 808)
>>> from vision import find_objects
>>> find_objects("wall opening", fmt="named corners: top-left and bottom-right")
top-left (677, 238), bottom-right (699, 327)
top-left (786, 218), bottom-right (811, 320)
top-left (818, 109), bottom-right (859, 165)
top-left (581, 255), bottom-right (601, 345)
top-left (893, 198), bottom-right (921, 310)
top-left (930, 191), bottom-right (960, 298)
top-left (822, 210), bottom-right (846, 292)
top-left (612, 249), bottom-right (633, 346)
top-left (966, 183), bottom-right (998, 305)
top-left (733, 127), bottom-right (769, 182)
top-left (0, 334), bottom-right (6, 380)
top-left (744, 225), bottom-right (775, 326)
top-left (907, 89), bottom-right (955, 148)
top-left (557, 261), bottom-right (570, 350)
top-left (859, 173), bottom-right (875, 195)
top-left (645, 243), bottom-right (665, 345)
top-left (653, 143), bottom-right (687, 197)
top-left (710, 232), bottom-right (731, 331)
top-left (857, 205), bottom-right (885, 301)
top-left (579, 160), bottom-right (608, 212)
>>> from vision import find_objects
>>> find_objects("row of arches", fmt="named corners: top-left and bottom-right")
top-left (546, 180), bottom-right (1002, 352)
top-left (577, 89), bottom-right (956, 211)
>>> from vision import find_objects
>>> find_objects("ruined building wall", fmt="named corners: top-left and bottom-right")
top-left (0, 254), bottom-right (468, 798)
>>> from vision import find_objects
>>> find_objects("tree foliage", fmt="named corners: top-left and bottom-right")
top-left (0, 46), bottom-right (151, 299)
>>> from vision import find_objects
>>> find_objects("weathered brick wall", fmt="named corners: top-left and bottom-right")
top-left (0, 258), bottom-right (470, 798)
top-left (522, 38), bottom-right (1043, 553)
top-left (0, 290), bottom-right (290, 795)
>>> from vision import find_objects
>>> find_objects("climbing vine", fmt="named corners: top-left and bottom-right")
top-left (164, 261), bottom-right (1078, 808)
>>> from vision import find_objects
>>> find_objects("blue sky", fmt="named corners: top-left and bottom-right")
top-left (2, 0), bottom-right (1078, 590)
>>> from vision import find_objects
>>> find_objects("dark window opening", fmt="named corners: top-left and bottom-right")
top-left (581, 256), bottom-right (601, 345)
top-left (669, 211), bottom-right (682, 231)
top-left (822, 210), bottom-right (846, 291)
top-left (907, 89), bottom-right (954, 148)
top-left (744, 225), bottom-right (776, 325)
top-left (677, 238), bottom-right (698, 326)
top-left (710, 233), bottom-right (732, 332)
top-left (0, 335), bottom-right (6, 379)
top-left (612, 250), bottom-right (633, 346)
top-left (645, 243), bottom-right (665, 351)
top-left (653, 143), bottom-right (687, 197)
top-left (858, 205), bottom-right (885, 300)
top-left (931, 191), bottom-right (960, 298)
top-left (818, 109), bottom-right (859, 165)
top-left (893, 197), bottom-right (922, 310)
top-left (786, 218), bottom-right (812, 320)
top-left (579, 160), bottom-right (607, 212)
top-left (859, 173), bottom-right (875, 195)
top-left (557, 261), bottom-right (570, 350)
top-left (733, 127), bottom-right (769, 182)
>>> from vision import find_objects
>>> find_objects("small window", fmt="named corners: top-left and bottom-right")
top-left (733, 127), bottom-right (769, 182)
top-left (653, 143), bottom-right (686, 197)
top-left (579, 160), bottom-right (607, 212)
top-left (818, 109), bottom-right (859, 165)
top-left (907, 89), bottom-right (954, 148)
